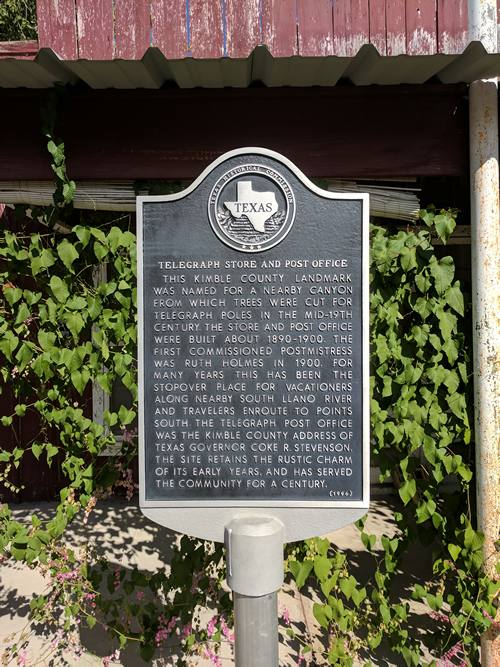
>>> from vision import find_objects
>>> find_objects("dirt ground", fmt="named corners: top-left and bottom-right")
top-left (0, 497), bottom-right (434, 666)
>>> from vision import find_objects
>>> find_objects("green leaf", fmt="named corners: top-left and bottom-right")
top-left (445, 282), bottom-right (465, 316)
top-left (64, 312), bottom-right (85, 338)
top-left (448, 544), bottom-right (461, 561)
top-left (313, 602), bottom-right (332, 629)
top-left (16, 343), bottom-right (33, 372)
top-left (361, 532), bottom-right (376, 551)
top-left (289, 559), bottom-right (313, 589)
top-left (71, 369), bottom-right (90, 394)
top-left (429, 256), bottom-right (455, 294)
top-left (313, 555), bottom-right (332, 582)
top-left (0, 331), bottom-right (19, 361)
top-left (436, 308), bottom-right (457, 340)
top-left (38, 330), bottom-right (56, 351)
top-left (320, 574), bottom-right (338, 598)
top-left (399, 478), bottom-right (417, 505)
top-left (118, 405), bottom-right (136, 426)
top-left (57, 240), bottom-right (79, 273)
top-left (94, 241), bottom-right (108, 261)
top-left (31, 248), bottom-right (56, 275)
top-left (351, 587), bottom-right (366, 607)
top-left (339, 576), bottom-right (356, 600)
top-left (62, 180), bottom-right (76, 204)
top-left (31, 443), bottom-right (44, 460)
top-left (3, 286), bottom-right (23, 306)
top-left (74, 226), bottom-right (91, 247)
top-left (434, 212), bottom-right (456, 244)
top-left (49, 276), bottom-right (69, 303)
top-left (45, 443), bottom-right (58, 464)
top-left (86, 615), bottom-right (97, 629)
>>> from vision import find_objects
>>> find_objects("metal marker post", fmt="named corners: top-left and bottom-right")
top-left (225, 516), bottom-right (284, 667)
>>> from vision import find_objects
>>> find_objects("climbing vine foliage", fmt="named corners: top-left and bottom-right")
top-left (0, 202), bottom-right (497, 664)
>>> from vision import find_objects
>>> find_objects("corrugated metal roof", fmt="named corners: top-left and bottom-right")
top-left (0, 44), bottom-right (499, 89)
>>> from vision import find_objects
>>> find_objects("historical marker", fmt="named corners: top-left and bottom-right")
top-left (138, 148), bottom-right (369, 542)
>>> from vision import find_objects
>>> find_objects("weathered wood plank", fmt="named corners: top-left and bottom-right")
top-left (261, 0), bottom-right (298, 57)
top-left (151, 0), bottom-right (187, 59)
top-left (369, 0), bottom-right (387, 54)
top-left (406, 0), bottom-right (438, 55)
top-left (386, 0), bottom-right (406, 55)
top-left (437, 0), bottom-right (468, 53)
top-left (0, 40), bottom-right (38, 59)
top-left (114, 0), bottom-right (151, 59)
top-left (297, 0), bottom-right (333, 56)
top-left (225, 0), bottom-right (260, 58)
top-left (333, 0), bottom-right (370, 57)
top-left (188, 0), bottom-right (224, 58)
top-left (36, 0), bottom-right (78, 59)
top-left (76, 0), bottom-right (113, 59)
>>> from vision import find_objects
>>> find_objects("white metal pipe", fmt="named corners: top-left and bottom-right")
top-left (468, 0), bottom-right (498, 51)
top-left (225, 516), bottom-right (284, 666)
top-left (469, 78), bottom-right (500, 666)
top-left (234, 593), bottom-right (279, 667)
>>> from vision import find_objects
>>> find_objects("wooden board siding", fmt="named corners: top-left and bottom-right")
top-left (438, 0), bottom-right (468, 53)
top-left (75, 0), bottom-right (113, 60)
top-left (0, 85), bottom-right (468, 180)
top-left (333, 0), bottom-right (370, 58)
top-left (150, 0), bottom-right (187, 59)
top-left (189, 0), bottom-right (224, 58)
top-left (35, 0), bottom-right (472, 60)
top-left (406, 0), bottom-right (438, 55)
top-left (226, 0), bottom-right (260, 58)
top-left (37, 0), bottom-right (78, 59)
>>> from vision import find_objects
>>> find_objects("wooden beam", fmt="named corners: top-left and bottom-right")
top-left (0, 85), bottom-right (468, 180)
top-left (0, 40), bottom-right (38, 59)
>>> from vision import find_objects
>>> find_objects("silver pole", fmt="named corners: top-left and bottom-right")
top-left (469, 77), bottom-right (500, 666)
top-left (224, 515), bottom-right (284, 667)
top-left (234, 592), bottom-right (278, 666)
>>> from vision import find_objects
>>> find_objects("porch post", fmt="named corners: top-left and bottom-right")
top-left (469, 77), bottom-right (500, 666)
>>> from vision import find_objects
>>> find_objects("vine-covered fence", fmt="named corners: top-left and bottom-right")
top-left (0, 196), bottom-right (497, 665)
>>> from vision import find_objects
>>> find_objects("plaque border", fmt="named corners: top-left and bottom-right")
top-left (137, 147), bottom-right (370, 542)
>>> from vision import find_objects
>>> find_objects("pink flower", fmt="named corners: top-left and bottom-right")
top-left (166, 616), bottom-right (177, 633)
top-left (102, 649), bottom-right (120, 665)
top-left (202, 647), bottom-right (222, 667)
top-left (155, 628), bottom-right (169, 646)
top-left (281, 607), bottom-right (291, 626)
top-left (17, 649), bottom-right (28, 667)
top-left (181, 623), bottom-right (192, 639)
top-left (437, 641), bottom-right (465, 667)
top-left (55, 569), bottom-right (79, 582)
top-left (220, 616), bottom-right (234, 642)
top-left (136, 590), bottom-right (145, 601)
top-left (207, 615), bottom-right (218, 638)
top-left (430, 611), bottom-right (450, 624)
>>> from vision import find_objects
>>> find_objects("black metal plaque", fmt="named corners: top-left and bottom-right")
top-left (138, 149), bottom-right (368, 508)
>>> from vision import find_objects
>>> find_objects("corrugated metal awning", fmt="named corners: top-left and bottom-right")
top-left (0, 43), bottom-right (499, 89)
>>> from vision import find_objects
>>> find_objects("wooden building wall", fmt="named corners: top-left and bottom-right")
top-left (36, 0), bottom-right (471, 61)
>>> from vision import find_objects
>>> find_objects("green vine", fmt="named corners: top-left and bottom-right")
top-left (0, 112), bottom-right (497, 664)
top-left (285, 210), bottom-right (499, 666)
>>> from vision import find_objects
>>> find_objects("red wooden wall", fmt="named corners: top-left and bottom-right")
top-left (36, 0), bottom-right (470, 61)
